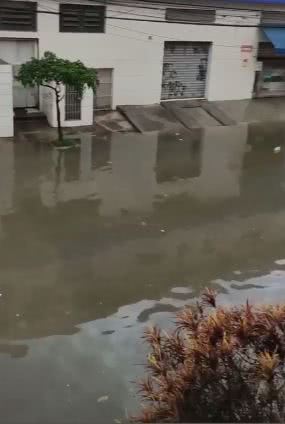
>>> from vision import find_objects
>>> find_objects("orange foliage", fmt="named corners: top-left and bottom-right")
top-left (135, 290), bottom-right (285, 423)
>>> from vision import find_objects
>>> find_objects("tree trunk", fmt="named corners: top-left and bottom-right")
top-left (55, 88), bottom-right (63, 143)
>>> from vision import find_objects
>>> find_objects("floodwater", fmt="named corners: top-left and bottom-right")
top-left (2, 122), bottom-right (285, 423)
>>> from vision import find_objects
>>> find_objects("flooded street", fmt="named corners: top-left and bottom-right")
top-left (2, 122), bottom-right (285, 423)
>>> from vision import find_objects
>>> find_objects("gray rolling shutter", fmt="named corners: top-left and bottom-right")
top-left (161, 42), bottom-right (210, 100)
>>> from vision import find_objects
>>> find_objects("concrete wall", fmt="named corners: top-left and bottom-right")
top-left (0, 62), bottom-right (13, 137)
top-left (0, 0), bottom-right (263, 108)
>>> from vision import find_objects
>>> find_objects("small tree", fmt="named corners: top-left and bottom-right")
top-left (17, 51), bottom-right (97, 144)
top-left (135, 290), bottom-right (285, 423)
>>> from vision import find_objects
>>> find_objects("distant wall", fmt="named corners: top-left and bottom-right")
top-left (0, 62), bottom-right (13, 137)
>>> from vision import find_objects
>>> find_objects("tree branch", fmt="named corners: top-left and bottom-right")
top-left (41, 83), bottom-right (56, 92)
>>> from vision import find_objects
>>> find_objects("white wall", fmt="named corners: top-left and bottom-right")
top-left (0, 63), bottom-right (13, 137)
top-left (0, 0), bottom-right (262, 107)
top-left (41, 85), bottom-right (55, 127)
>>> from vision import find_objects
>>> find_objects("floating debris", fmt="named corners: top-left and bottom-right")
top-left (141, 221), bottom-right (147, 226)
top-left (274, 146), bottom-right (281, 154)
top-left (101, 330), bottom-right (115, 335)
top-left (160, 229), bottom-right (166, 233)
top-left (275, 259), bottom-right (285, 266)
top-left (171, 287), bottom-right (191, 294)
top-left (97, 395), bottom-right (109, 403)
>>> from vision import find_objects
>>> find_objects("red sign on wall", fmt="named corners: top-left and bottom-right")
top-left (241, 45), bottom-right (253, 53)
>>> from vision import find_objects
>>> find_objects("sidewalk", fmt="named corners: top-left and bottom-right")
top-left (118, 97), bottom-right (285, 133)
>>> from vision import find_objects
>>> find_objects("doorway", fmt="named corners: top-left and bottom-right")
top-left (0, 39), bottom-right (38, 108)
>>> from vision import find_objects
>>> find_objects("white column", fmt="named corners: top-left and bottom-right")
top-left (0, 62), bottom-right (13, 138)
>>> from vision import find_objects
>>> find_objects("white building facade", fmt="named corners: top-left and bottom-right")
top-left (0, 0), bottom-right (285, 133)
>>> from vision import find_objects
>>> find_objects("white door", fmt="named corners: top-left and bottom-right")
top-left (0, 40), bottom-right (38, 108)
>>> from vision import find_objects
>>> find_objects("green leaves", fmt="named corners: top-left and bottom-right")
top-left (17, 51), bottom-right (97, 96)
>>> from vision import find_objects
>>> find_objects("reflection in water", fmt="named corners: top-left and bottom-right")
top-left (0, 140), bottom-right (14, 239)
top-left (1, 123), bottom-right (285, 422)
top-left (156, 129), bottom-right (202, 182)
top-left (0, 343), bottom-right (28, 358)
top-left (91, 135), bottom-right (111, 170)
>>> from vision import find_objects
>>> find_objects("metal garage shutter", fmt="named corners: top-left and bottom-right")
top-left (161, 41), bottom-right (210, 100)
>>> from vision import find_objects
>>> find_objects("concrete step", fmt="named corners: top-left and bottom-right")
top-left (14, 108), bottom-right (46, 121)
top-left (117, 104), bottom-right (183, 133)
top-left (201, 101), bottom-right (236, 126)
top-left (162, 101), bottom-right (221, 129)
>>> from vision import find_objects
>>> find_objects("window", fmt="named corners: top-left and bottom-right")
top-left (65, 86), bottom-right (81, 121)
top-left (166, 8), bottom-right (215, 24)
top-left (261, 11), bottom-right (285, 26)
top-left (0, 1), bottom-right (37, 31)
top-left (60, 4), bottom-right (105, 33)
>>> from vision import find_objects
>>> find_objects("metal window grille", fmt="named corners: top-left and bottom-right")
top-left (60, 4), bottom-right (105, 33)
top-left (0, 1), bottom-right (37, 31)
top-left (94, 68), bottom-right (113, 111)
top-left (65, 86), bottom-right (81, 121)
top-left (261, 11), bottom-right (285, 26)
top-left (166, 8), bottom-right (215, 23)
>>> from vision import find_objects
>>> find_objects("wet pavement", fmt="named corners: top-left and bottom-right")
top-left (214, 97), bottom-right (285, 124)
top-left (2, 121), bottom-right (285, 423)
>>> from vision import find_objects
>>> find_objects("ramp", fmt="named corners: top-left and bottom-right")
top-left (117, 104), bottom-right (182, 133)
top-left (162, 101), bottom-right (221, 129)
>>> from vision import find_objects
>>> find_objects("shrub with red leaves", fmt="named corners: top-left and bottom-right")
top-left (135, 289), bottom-right (285, 423)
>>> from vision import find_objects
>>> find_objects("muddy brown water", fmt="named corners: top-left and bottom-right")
top-left (2, 122), bottom-right (285, 423)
